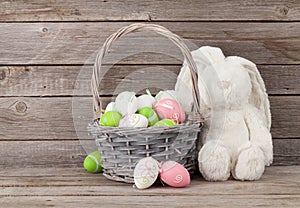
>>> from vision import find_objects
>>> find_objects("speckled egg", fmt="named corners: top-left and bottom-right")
top-left (159, 161), bottom-right (190, 188)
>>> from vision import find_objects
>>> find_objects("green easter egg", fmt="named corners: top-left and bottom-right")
top-left (154, 119), bottom-right (176, 127)
top-left (100, 111), bottom-right (122, 127)
top-left (84, 151), bottom-right (102, 173)
top-left (138, 107), bottom-right (159, 126)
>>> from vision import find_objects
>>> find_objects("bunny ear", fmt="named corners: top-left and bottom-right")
top-left (191, 46), bottom-right (225, 67)
top-left (175, 46), bottom-right (225, 115)
top-left (227, 56), bottom-right (271, 130)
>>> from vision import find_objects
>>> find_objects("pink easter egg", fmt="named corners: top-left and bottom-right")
top-left (154, 98), bottom-right (186, 123)
top-left (159, 161), bottom-right (190, 188)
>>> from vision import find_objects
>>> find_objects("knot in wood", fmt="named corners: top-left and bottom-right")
top-left (0, 69), bottom-right (6, 81)
top-left (16, 101), bottom-right (27, 113)
top-left (278, 6), bottom-right (289, 16)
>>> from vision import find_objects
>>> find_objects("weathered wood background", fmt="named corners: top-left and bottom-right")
top-left (0, 0), bottom-right (299, 169)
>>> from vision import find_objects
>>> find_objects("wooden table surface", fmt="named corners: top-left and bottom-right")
top-left (1, 166), bottom-right (299, 208)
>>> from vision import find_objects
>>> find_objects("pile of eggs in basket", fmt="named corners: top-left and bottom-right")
top-left (99, 90), bottom-right (186, 128)
top-left (96, 90), bottom-right (191, 189)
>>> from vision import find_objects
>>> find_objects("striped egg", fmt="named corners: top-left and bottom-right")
top-left (118, 114), bottom-right (148, 128)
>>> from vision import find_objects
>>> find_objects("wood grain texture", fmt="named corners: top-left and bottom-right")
top-left (0, 0), bottom-right (299, 22)
top-left (1, 178), bottom-right (300, 196)
top-left (0, 139), bottom-right (298, 168)
top-left (1, 195), bottom-right (299, 208)
top-left (0, 22), bottom-right (299, 65)
top-left (1, 166), bottom-right (299, 188)
top-left (0, 65), bottom-right (299, 97)
top-left (0, 140), bottom-right (86, 168)
top-left (270, 96), bottom-right (300, 138)
top-left (0, 96), bottom-right (299, 140)
top-left (3, 185), bottom-right (300, 196)
top-left (0, 167), bottom-right (299, 208)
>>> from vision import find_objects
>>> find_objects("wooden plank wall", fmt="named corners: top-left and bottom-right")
top-left (0, 0), bottom-right (299, 168)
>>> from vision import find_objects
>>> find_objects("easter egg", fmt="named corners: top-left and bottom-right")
top-left (134, 157), bottom-right (160, 189)
top-left (137, 94), bottom-right (156, 110)
top-left (83, 151), bottom-right (102, 173)
top-left (119, 114), bottom-right (148, 128)
top-left (154, 98), bottom-right (186, 123)
top-left (159, 161), bottom-right (190, 188)
top-left (105, 102), bottom-right (116, 112)
top-left (153, 119), bottom-right (176, 127)
top-left (138, 107), bottom-right (159, 126)
top-left (115, 91), bottom-right (138, 116)
top-left (100, 111), bottom-right (122, 127)
top-left (155, 90), bottom-right (178, 101)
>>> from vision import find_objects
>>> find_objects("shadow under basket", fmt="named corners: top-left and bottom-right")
top-left (88, 117), bottom-right (202, 183)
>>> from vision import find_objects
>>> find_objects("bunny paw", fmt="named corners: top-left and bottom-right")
top-left (233, 144), bottom-right (265, 181)
top-left (198, 140), bottom-right (231, 181)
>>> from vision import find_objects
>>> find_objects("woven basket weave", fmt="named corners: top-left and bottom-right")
top-left (88, 23), bottom-right (202, 183)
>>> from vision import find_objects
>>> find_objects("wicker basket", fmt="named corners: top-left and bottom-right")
top-left (88, 23), bottom-right (202, 183)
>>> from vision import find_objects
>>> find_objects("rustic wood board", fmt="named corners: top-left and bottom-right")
top-left (0, 22), bottom-right (299, 65)
top-left (0, 0), bottom-right (299, 21)
top-left (0, 166), bottom-right (299, 208)
top-left (1, 195), bottom-right (299, 208)
top-left (0, 139), bottom-right (298, 168)
top-left (0, 96), bottom-right (299, 140)
top-left (0, 140), bottom-right (86, 168)
top-left (0, 166), bottom-right (299, 189)
top-left (1, 65), bottom-right (299, 96)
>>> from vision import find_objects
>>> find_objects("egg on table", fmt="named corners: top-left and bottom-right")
top-left (83, 151), bottom-right (102, 173)
top-left (134, 157), bottom-right (160, 189)
top-left (159, 161), bottom-right (190, 188)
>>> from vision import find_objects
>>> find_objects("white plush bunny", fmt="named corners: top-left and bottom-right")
top-left (175, 46), bottom-right (273, 181)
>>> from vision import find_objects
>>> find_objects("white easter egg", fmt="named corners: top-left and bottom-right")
top-left (134, 157), bottom-right (160, 189)
top-left (118, 114), bottom-right (148, 128)
top-left (137, 94), bottom-right (156, 110)
top-left (155, 90), bottom-right (178, 101)
top-left (105, 102), bottom-right (116, 112)
top-left (115, 91), bottom-right (138, 116)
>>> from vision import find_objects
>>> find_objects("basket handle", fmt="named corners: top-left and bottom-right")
top-left (91, 23), bottom-right (200, 119)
